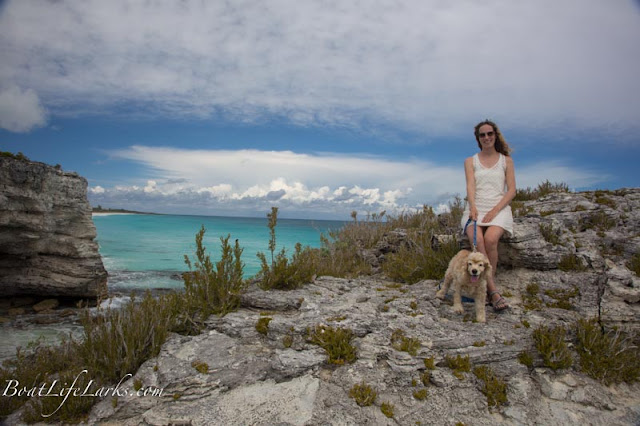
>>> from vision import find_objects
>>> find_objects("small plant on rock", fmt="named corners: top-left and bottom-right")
top-left (544, 286), bottom-right (579, 310)
top-left (517, 351), bottom-right (534, 368)
top-left (349, 382), bottom-right (377, 407)
top-left (533, 325), bottom-right (573, 370)
top-left (473, 366), bottom-right (508, 408)
top-left (539, 223), bottom-right (561, 245)
top-left (390, 329), bottom-right (421, 356)
top-left (380, 402), bottom-right (395, 418)
top-left (574, 318), bottom-right (640, 385)
top-left (423, 356), bottom-right (436, 370)
top-left (522, 283), bottom-right (543, 312)
top-left (255, 317), bottom-right (272, 335)
top-left (307, 325), bottom-right (357, 365)
top-left (627, 253), bottom-right (640, 277)
top-left (413, 388), bottom-right (428, 400)
top-left (445, 354), bottom-right (471, 379)
top-left (557, 254), bottom-right (587, 272)
top-left (420, 370), bottom-right (431, 386)
top-left (191, 360), bottom-right (209, 374)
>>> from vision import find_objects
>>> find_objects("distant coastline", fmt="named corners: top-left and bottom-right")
top-left (91, 207), bottom-right (160, 216)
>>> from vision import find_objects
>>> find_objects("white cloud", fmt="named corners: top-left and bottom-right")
top-left (0, 85), bottom-right (47, 132)
top-left (88, 146), bottom-right (607, 218)
top-left (90, 185), bottom-right (105, 194)
top-left (1, 1), bottom-right (639, 137)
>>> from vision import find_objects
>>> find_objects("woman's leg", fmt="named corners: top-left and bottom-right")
top-left (466, 225), bottom-right (508, 310)
top-left (483, 226), bottom-right (508, 309)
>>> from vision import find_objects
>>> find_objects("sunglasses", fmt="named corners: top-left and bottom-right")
top-left (478, 131), bottom-right (495, 138)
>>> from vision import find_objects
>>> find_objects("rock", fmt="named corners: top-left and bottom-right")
top-left (0, 156), bottom-right (107, 299)
top-left (89, 272), bottom-right (640, 425)
top-left (7, 307), bottom-right (26, 316)
top-left (32, 298), bottom-right (59, 312)
top-left (81, 188), bottom-right (640, 424)
top-left (8, 297), bottom-right (37, 308)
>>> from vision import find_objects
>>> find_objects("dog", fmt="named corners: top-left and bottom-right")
top-left (435, 250), bottom-right (491, 323)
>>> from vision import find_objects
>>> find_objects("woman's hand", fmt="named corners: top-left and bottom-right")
top-left (482, 207), bottom-right (499, 223)
top-left (470, 206), bottom-right (478, 221)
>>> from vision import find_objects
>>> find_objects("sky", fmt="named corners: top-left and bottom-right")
top-left (1, 0), bottom-right (639, 220)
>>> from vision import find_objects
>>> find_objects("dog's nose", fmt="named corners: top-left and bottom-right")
top-left (471, 269), bottom-right (478, 275)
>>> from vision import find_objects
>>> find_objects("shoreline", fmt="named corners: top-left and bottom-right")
top-left (92, 212), bottom-right (139, 216)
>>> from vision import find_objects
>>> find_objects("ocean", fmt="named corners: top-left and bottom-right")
top-left (93, 213), bottom-right (347, 291)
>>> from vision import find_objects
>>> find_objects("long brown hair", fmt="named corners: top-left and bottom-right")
top-left (474, 120), bottom-right (511, 156)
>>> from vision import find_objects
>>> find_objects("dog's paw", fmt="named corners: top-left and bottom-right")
top-left (476, 315), bottom-right (486, 323)
top-left (435, 290), bottom-right (446, 300)
top-left (452, 304), bottom-right (464, 314)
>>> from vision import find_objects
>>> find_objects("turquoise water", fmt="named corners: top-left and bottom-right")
top-left (93, 214), bottom-right (346, 291)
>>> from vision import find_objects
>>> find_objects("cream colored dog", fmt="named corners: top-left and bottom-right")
top-left (435, 250), bottom-right (492, 323)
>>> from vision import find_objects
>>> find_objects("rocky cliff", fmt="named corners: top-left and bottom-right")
top-left (0, 156), bottom-right (107, 299)
top-left (84, 188), bottom-right (639, 425)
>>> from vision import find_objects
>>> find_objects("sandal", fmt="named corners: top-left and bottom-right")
top-left (488, 291), bottom-right (509, 312)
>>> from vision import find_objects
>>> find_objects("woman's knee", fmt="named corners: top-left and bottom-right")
top-left (484, 228), bottom-right (503, 248)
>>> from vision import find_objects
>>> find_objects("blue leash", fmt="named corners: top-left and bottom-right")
top-left (463, 218), bottom-right (477, 252)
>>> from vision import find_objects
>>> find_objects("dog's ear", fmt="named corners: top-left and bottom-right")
top-left (484, 261), bottom-right (492, 275)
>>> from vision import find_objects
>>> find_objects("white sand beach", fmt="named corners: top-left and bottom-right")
top-left (92, 212), bottom-right (136, 216)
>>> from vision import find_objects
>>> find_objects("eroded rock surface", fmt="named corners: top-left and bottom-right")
top-left (0, 156), bottom-right (107, 298)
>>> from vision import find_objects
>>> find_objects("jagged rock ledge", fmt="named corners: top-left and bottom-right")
top-left (0, 156), bottom-right (107, 299)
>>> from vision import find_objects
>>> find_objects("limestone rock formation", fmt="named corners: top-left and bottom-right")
top-left (0, 156), bottom-right (107, 298)
top-left (84, 188), bottom-right (640, 425)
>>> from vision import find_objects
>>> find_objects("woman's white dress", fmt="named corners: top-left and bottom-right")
top-left (460, 153), bottom-right (513, 236)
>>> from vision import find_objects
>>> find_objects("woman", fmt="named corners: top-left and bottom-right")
top-left (461, 119), bottom-right (516, 311)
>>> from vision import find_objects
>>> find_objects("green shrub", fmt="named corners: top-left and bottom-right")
top-left (595, 196), bottom-right (617, 209)
top-left (133, 378), bottom-right (143, 391)
top-left (517, 351), bottom-right (534, 368)
top-left (380, 401), bottom-right (395, 418)
top-left (413, 388), bottom-right (428, 400)
top-left (423, 356), bottom-right (436, 370)
top-left (0, 151), bottom-right (30, 161)
top-left (0, 290), bottom-right (175, 422)
top-left (539, 223), bottom-right (561, 245)
top-left (255, 317), bottom-right (272, 335)
top-left (76, 291), bottom-right (174, 385)
top-left (575, 318), bottom-right (640, 385)
top-left (544, 286), bottom-right (579, 310)
top-left (445, 354), bottom-right (471, 379)
top-left (580, 211), bottom-right (616, 232)
top-left (349, 382), bottom-right (377, 406)
top-left (257, 207), bottom-right (319, 290)
top-left (533, 325), bottom-right (573, 370)
top-left (557, 254), bottom-right (587, 272)
top-left (383, 229), bottom-right (459, 283)
top-left (21, 370), bottom-right (96, 423)
top-left (307, 325), bottom-right (357, 365)
top-left (627, 253), bottom-right (640, 277)
top-left (523, 283), bottom-right (543, 312)
top-left (514, 180), bottom-right (569, 201)
top-left (511, 200), bottom-right (533, 218)
top-left (191, 360), bottom-right (209, 374)
top-left (312, 232), bottom-right (372, 278)
top-left (183, 226), bottom-right (246, 320)
top-left (420, 370), bottom-right (431, 386)
top-left (283, 329), bottom-right (294, 348)
top-left (390, 329), bottom-right (421, 356)
top-left (473, 366), bottom-right (508, 408)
